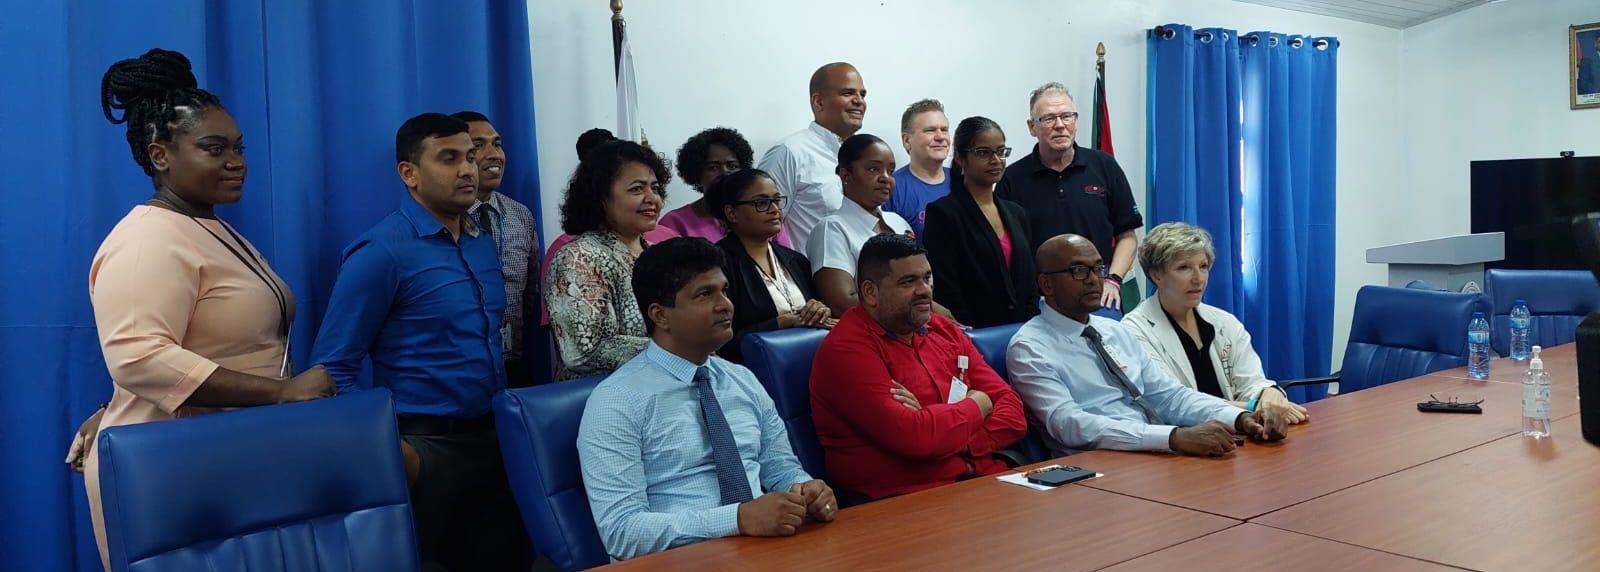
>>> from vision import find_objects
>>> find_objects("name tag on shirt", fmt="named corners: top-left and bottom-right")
top-left (948, 376), bottom-right (969, 404)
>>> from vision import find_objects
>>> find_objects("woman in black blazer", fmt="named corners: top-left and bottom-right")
top-left (922, 116), bottom-right (1039, 328)
top-left (706, 169), bottom-right (835, 361)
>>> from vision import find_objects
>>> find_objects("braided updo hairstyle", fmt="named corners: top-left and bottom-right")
top-left (100, 48), bottom-right (224, 182)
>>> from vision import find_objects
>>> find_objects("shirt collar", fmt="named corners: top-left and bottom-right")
top-left (469, 192), bottom-right (503, 216)
top-left (1039, 302), bottom-right (1091, 337)
top-left (847, 305), bottom-right (929, 341)
top-left (836, 197), bottom-right (886, 234)
top-left (1025, 142), bottom-right (1089, 174)
top-left (808, 121), bottom-right (844, 147)
top-left (400, 192), bottom-right (480, 239)
top-left (644, 341), bottom-right (711, 385)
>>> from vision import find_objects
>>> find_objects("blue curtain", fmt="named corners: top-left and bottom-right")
top-left (1239, 32), bottom-right (1338, 401)
top-left (1146, 24), bottom-right (1245, 313)
top-left (1147, 25), bottom-right (1336, 402)
top-left (0, 2), bottom-right (540, 569)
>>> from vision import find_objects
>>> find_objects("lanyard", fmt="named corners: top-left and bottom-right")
top-left (155, 200), bottom-right (293, 378)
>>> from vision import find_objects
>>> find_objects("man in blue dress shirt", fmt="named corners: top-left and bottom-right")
top-left (577, 238), bottom-right (837, 561)
top-left (1006, 234), bottom-right (1287, 457)
top-left (311, 113), bottom-right (526, 570)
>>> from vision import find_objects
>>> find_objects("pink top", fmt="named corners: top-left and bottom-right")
top-left (998, 232), bottom-right (1013, 269)
top-left (84, 205), bottom-right (295, 567)
top-left (539, 225), bottom-right (679, 325)
top-left (657, 201), bottom-right (793, 248)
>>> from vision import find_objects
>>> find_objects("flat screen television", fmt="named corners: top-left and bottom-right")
top-left (1470, 156), bottom-right (1600, 270)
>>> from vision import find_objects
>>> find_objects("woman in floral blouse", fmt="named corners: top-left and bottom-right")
top-left (545, 140), bottom-right (671, 379)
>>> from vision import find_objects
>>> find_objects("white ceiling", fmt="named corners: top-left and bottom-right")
top-left (1232, 0), bottom-right (1492, 28)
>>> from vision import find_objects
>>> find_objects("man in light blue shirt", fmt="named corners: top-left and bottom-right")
top-left (1006, 234), bottom-right (1287, 457)
top-left (578, 238), bottom-right (837, 561)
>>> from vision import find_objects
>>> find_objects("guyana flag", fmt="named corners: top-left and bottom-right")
top-left (1093, 50), bottom-right (1139, 310)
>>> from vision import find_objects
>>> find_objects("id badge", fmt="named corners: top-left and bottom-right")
top-left (947, 376), bottom-right (969, 404)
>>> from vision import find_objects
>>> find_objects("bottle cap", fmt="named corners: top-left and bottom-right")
top-left (1472, 311), bottom-right (1484, 319)
top-left (1529, 346), bottom-right (1543, 369)
top-left (1515, 299), bottom-right (1526, 305)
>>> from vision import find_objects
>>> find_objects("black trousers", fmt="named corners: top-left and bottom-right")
top-left (402, 430), bottom-right (530, 571)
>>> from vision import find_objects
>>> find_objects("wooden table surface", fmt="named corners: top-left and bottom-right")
top-left (1098, 523), bottom-right (1459, 572)
top-left (601, 345), bottom-right (1591, 571)
top-left (1255, 415), bottom-right (1600, 572)
top-left (1067, 370), bottom-right (1577, 520)
top-left (601, 473), bottom-right (1236, 571)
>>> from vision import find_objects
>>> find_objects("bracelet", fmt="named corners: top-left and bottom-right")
top-left (1246, 395), bottom-right (1260, 412)
top-left (1105, 273), bottom-right (1123, 287)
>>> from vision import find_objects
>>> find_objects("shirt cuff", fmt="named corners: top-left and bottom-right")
top-left (1141, 424), bottom-right (1179, 453)
top-left (158, 359), bottom-right (221, 414)
top-left (712, 502), bottom-right (742, 538)
top-left (1214, 406), bottom-right (1250, 428)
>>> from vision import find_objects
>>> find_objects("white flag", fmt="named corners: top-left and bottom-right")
top-left (616, 30), bottom-right (640, 141)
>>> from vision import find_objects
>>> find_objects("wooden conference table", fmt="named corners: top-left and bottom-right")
top-left (604, 344), bottom-right (1593, 572)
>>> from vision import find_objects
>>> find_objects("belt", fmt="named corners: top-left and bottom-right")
top-left (397, 413), bottom-right (496, 436)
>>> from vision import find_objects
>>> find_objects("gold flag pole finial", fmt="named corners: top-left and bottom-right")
top-left (1096, 42), bottom-right (1106, 65)
top-left (611, 0), bottom-right (623, 21)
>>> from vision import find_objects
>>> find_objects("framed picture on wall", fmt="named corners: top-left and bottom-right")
top-left (1573, 21), bottom-right (1600, 110)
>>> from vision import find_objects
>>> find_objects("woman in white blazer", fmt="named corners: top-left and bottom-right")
top-left (1122, 222), bottom-right (1307, 423)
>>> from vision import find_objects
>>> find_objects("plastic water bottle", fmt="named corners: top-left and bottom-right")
top-left (1509, 299), bottom-right (1532, 360)
top-left (1468, 312), bottom-right (1491, 379)
top-left (1522, 345), bottom-right (1551, 438)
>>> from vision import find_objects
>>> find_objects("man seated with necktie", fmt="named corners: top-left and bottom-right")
top-left (1006, 234), bottom-right (1288, 457)
top-left (810, 234), bottom-right (1028, 505)
top-left (577, 237), bottom-right (837, 561)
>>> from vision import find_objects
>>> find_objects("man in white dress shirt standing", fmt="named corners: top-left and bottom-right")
top-left (759, 62), bottom-right (867, 249)
top-left (1006, 234), bottom-right (1287, 457)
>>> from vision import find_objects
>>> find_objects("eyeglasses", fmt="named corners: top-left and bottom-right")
top-left (732, 195), bottom-right (788, 213)
top-left (970, 146), bottom-right (1012, 161)
top-left (1032, 112), bottom-right (1080, 126)
top-left (1041, 263), bottom-right (1106, 280)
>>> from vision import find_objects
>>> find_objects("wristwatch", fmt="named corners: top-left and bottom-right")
top-left (1105, 273), bottom-right (1123, 287)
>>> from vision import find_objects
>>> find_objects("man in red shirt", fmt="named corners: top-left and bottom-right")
top-left (810, 234), bottom-right (1027, 503)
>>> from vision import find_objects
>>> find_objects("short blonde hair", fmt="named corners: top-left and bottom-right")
top-left (1028, 82), bottom-right (1073, 116)
top-left (1139, 222), bottom-right (1215, 276)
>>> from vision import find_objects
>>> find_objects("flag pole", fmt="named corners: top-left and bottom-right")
top-left (610, 0), bottom-right (648, 147)
top-left (611, 0), bottom-right (624, 74)
top-left (1096, 41), bottom-right (1105, 73)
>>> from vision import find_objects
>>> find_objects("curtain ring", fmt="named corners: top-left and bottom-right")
top-left (1289, 37), bottom-right (1304, 48)
top-left (1267, 36), bottom-right (1279, 47)
top-left (1163, 27), bottom-right (1176, 40)
top-left (1198, 31), bottom-right (1214, 43)
top-left (1244, 34), bottom-right (1259, 46)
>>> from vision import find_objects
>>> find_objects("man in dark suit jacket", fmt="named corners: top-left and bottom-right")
top-left (1580, 34), bottom-right (1600, 96)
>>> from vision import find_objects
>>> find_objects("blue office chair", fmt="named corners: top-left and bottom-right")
top-left (742, 328), bottom-right (830, 479)
top-left (1484, 268), bottom-right (1600, 356)
top-left (1296, 285), bottom-right (1490, 396)
top-left (495, 375), bottom-right (609, 571)
top-left (96, 389), bottom-right (418, 572)
top-left (964, 322), bottom-right (1055, 463)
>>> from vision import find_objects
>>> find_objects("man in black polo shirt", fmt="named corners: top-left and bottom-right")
top-left (999, 81), bottom-right (1142, 310)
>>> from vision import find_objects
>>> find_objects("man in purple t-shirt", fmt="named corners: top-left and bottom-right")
top-left (886, 99), bottom-right (950, 239)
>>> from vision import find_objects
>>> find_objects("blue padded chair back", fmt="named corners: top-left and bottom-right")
top-left (96, 389), bottom-right (418, 572)
top-left (494, 375), bottom-right (608, 571)
top-left (1484, 269), bottom-right (1600, 356)
top-left (965, 322), bottom-right (1053, 462)
top-left (1340, 285), bottom-right (1489, 394)
top-left (742, 328), bottom-right (830, 478)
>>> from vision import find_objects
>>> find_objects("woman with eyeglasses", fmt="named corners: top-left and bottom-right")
top-left (1122, 222), bottom-right (1308, 423)
top-left (708, 169), bottom-right (834, 362)
top-left (922, 117), bottom-right (1037, 328)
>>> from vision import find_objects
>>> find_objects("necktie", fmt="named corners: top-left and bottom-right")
top-left (476, 208), bottom-right (498, 248)
top-left (1082, 326), bottom-right (1163, 424)
top-left (694, 366), bottom-right (754, 505)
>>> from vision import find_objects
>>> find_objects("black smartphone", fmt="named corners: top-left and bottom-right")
top-left (1026, 465), bottom-right (1097, 487)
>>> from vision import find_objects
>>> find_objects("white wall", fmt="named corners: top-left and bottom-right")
top-left (527, 0), bottom-right (1405, 369)
top-left (1398, 0), bottom-right (1600, 245)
